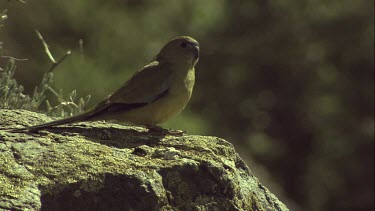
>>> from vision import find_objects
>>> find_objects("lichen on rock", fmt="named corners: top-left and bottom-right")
top-left (0, 109), bottom-right (288, 211)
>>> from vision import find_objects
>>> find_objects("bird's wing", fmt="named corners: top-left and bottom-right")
top-left (108, 61), bottom-right (173, 104)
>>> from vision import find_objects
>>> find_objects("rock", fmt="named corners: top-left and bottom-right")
top-left (0, 109), bottom-right (288, 211)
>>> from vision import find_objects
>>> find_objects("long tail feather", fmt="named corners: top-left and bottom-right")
top-left (10, 102), bottom-right (109, 132)
top-left (10, 111), bottom-right (92, 132)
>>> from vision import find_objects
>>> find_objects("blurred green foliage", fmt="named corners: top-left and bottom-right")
top-left (0, 12), bottom-right (92, 119)
top-left (0, 1), bottom-right (373, 210)
top-left (0, 56), bottom-right (91, 117)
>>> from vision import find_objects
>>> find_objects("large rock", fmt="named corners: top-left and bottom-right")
top-left (0, 109), bottom-right (288, 211)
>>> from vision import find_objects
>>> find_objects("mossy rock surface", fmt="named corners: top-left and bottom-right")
top-left (0, 109), bottom-right (288, 211)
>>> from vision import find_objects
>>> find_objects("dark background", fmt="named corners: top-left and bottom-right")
top-left (0, 1), bottom-right (373, 210)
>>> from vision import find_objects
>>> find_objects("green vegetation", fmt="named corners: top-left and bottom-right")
top-left (0, 1), bottom-right (373, 211)
top-left (0, 58), bottom-right (90, 117)
top-left (0, 58), bottom-right (49, 110)
top-left (0, 13), bottom-right (90, 117)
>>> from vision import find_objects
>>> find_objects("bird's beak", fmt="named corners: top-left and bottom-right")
top-left (188, 42), bottom-right (200, 59)
top-left (188, 42), bottom-right (199, 59)
top-left (193, 46), bottom-right (199, 59)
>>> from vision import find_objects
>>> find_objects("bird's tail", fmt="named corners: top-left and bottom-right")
top-left (10, 113), bottom-right (89, 132)
top-left (10, 108), bottom-right (99, 132)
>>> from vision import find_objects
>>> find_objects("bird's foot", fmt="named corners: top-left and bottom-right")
top-left (146, 125), bottom-right (186, 136)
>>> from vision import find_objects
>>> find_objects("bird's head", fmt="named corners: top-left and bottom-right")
top-left (157, 36), bottom-right (199, 66)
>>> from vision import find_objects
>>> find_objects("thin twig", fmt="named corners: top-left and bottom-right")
top-left (8, 0), bottom-right (27, 3)
top-left (79, 39), bottom-right (84, 55)
top-left (79, 39), bottom-right (85, 61)
top-left (1, 55), bottom-right (28, 61)
top-left (35, 29), bottom-right (71, 72)
top-left (47, 50), bottom-right (71, 72)
top-left (0, 12), bottom-right (7, 21)
top-left (46, 85), bottom-right (60, 98)
top-left (35, 29), bottom-right (56, 63)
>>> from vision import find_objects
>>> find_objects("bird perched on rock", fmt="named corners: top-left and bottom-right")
top-left (13, 36), bottom-right (199, 134)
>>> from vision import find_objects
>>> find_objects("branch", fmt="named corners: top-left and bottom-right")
top-left (8, 0), bottom-right (27, 3)
top-left (34, 29), bottom-right (71, 72)
top-left (35, 29), bottom-right (56, 63)
top-left (47, 50), bottom-right (71, 72)
top-left (0, 56), bottom-right (28, 61)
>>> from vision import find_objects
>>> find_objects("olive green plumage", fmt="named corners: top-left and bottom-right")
top-left (17, 36), bottom-right (199, 131)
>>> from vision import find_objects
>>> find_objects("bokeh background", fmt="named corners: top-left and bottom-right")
top-left (0, 0), bottom-right (373, 210)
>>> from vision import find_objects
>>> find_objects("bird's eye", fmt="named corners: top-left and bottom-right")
top-left (180, 42), bottom-right (187, 48)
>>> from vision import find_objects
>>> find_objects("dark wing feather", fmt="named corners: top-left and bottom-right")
top-left (108, 61), bottom-right (173, 104)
